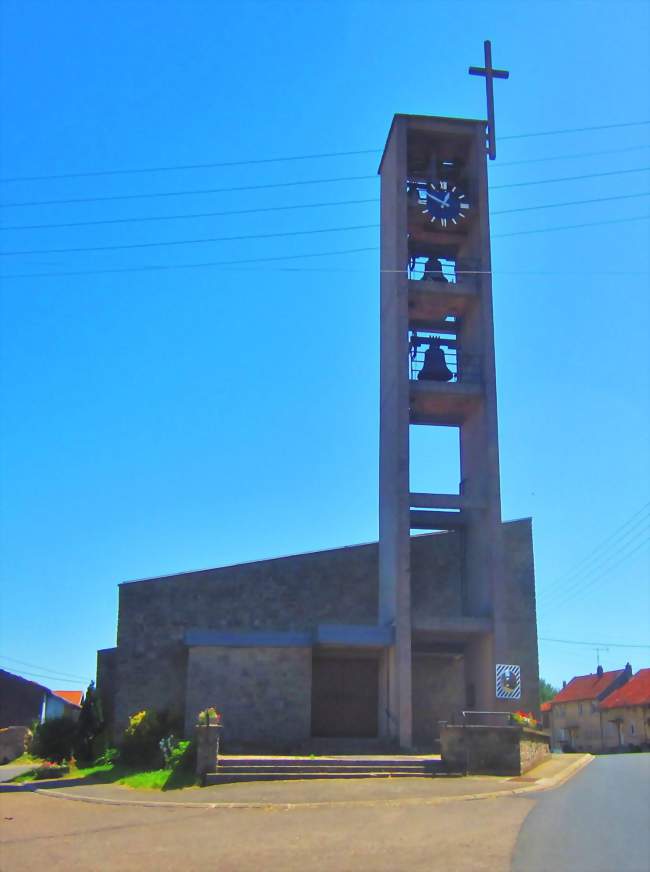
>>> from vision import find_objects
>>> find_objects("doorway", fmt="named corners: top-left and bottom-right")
top-left (311, 654), bottom-right (379, 738)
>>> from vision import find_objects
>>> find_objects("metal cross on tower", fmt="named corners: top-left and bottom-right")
top-left (469, 40), bottom-right (509, 160)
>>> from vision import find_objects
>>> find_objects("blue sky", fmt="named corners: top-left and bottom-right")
top-left (1, 0), bottom-right (648, 694)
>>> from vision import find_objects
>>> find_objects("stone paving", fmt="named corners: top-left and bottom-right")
top-left (0, 753), bottom-right (590, 808)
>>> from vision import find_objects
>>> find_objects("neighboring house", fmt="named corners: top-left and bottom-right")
top-left (549, 664), bottom-right (633, 752)
top-left (599, 668), bottom-right (650, 750)
top-left (0, 669), bottom-right (82, 727)
top-left (540, 701), bottom-right (551, 731)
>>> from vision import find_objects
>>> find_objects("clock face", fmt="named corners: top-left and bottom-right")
top-left (422, 180), bottom-right (471, 228)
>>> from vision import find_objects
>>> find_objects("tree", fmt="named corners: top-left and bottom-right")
top-left (74, 682), bottom-right (105, 764)
top-left (539, 678), bottom-right (559, 704)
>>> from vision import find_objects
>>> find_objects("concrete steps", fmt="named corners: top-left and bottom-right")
top-left (205, 755), bottom-right (443, 785)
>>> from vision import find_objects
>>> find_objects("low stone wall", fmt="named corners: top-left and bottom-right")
top-left (0, 726), bottom-right (31, 764)
top-left (440, 724), bottom-right (550, 775)
top-left (519, 728), bottom-right (551, 773)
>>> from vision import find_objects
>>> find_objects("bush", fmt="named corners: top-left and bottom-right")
top-left (73, 682), bottom-right (104, 765)
top-left (168, 740), bottom-right (195, 772)
top-left (94, 746), bottom-right (120, 766)
top-left (30, 718), bottom-right (77, 764)
top-left (120, 709), bottom-right (184, 768)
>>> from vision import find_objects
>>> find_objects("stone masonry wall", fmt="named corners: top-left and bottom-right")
top-left (185, 646), bottom-right (311, 749)
top-left (519, 730), bottom-right (551, 773)
top-left (500, 519), bottom-right (540, 718)
top-left (412, 654), bottom-right (465, 746)
top-left (113, 541), bottom-right (379, 734)
top-left (108, 519), bottom-right (537, 739)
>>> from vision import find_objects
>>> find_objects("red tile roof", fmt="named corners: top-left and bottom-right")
top-left (540, 701), bottom-right (551, 712)
top-left (52, 690), bottom-right (83, 707)
top-left (551, 669), bottom-right (624, 704)
top-left (600, 669), bottom-right (650, 710)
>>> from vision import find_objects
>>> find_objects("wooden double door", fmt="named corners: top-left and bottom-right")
top-left (311, 655), bottom-right (379, 738)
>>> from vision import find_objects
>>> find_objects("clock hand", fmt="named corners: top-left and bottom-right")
top-left (426, 192), bottom-right (450, 207)
top-left (442, 192), bottom-right (450, 204)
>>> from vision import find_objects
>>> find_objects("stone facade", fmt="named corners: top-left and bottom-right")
top-left (600, 705), bottom-right (650, 750)
top-left (551, 699), bottom-right (603, 751)
top-left (98, 518), bottom-right (539, 748)
top-left (185, 646), bottom-right (311, 746)
top-left (440, 724), bottom-right (550, 775)
top-left (0, 726), bottom-right (31, 764)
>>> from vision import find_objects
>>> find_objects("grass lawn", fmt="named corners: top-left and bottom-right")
top-left (10, 759), bottom-right (198, 791)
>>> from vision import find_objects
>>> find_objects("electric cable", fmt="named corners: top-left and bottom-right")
top-left (2, 166), bottom-right (649, 210)
top-left (0, 665), bottom-right (90, 685)
top-left (0, 198), bottom-right (380, 231)
top-left (3, 190), bottom-right (649, 233)
top-left (3, 211), bottom-right (650, 280)
top-left (0, 223), bottom-right (380, 257)
top-left (539, 503), bottom-right (650, 601)
top-left (1, 119), bottom-right (647, 183)
top-left (543, 532), bottom-right (650, 611)
top-left (0, 175), bottom-right (377, 209)
top-left (0, 655), bottom-right (89, 682)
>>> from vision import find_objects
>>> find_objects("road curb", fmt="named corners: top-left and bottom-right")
top-left (30, 756), bottom-right (594, 811)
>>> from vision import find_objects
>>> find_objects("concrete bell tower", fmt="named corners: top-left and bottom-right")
top-left (378, 114), bottom-right (514, 748)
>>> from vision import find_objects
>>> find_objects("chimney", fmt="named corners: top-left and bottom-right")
top-left (597, 665), bottom-right (604, 677)
top-left (625, 662), bottom-right (633, 676)
top-left (562, 680), bottom-right (566, 688)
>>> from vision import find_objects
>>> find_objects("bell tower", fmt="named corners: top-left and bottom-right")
top-left (378, 114), bottom-right (512, 748)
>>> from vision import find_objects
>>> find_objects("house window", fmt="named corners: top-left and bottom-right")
top-left (578, 703), bottom-right (583, 715)
top-left (630, 723), bottom-right (635, 735)
top-left (591, 701), bottom-right (598, 713)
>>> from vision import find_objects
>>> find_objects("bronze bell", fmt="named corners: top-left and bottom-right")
top-left (418, 339), bottom-right (453, 382)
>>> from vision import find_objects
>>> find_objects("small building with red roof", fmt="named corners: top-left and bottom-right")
top-left (548, 664), bottom-right (632, 752)
top-left (599, 668), bottom-right (650, 750)
top-left (53, 690), bottom-right (84, 708)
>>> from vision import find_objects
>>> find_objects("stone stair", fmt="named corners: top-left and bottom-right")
top-left (204, 755), bottom-right (443, 785)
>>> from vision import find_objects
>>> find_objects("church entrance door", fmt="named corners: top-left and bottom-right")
top-left (311, 655), bottom-right (379, 738)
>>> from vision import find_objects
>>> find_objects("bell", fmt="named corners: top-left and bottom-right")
top-left (418, 340), bottom-right (453, 382)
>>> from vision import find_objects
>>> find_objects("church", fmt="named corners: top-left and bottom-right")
top-left (98, 111), bottom-right (540, 751)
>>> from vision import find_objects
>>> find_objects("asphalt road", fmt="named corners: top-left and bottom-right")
top-left (512, 754), bottom-right (650, 872)
top-left (0, 765), bottom-right (34, 784)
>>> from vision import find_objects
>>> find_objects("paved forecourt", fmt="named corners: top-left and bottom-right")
top-left (0, 753), bottom-right (590, 809)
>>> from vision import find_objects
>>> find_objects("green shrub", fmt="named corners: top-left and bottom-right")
top-left (30, 718), bottom-right (77, 763)
top-left (168, 740), bottom-right (195, 772)
top-left (73, 682), bottom-right (105, 765)
top-left (95, 746), bottom-right (120, 766)
top-left (121, 709), bottom-right (177, 768)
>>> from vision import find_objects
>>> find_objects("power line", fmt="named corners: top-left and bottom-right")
top-left (493, 214), bottom-right (649, 239)
top-left (549, 534), bottom-right (650, 611)
top-left (542, 520), bottom-right (650, 606)
top-left (0, 175), bottom-right (377, 209)
top-left (0, 223), bottom-right (380, 257)
top-left (539, 503), bottom-right (650, 601)
top-left (0, 149), bottom-right (382, 183)
top-left (491, 192), bottom-right (650, 217)
top-left (539, 637), bottom-right (650, 648)
top-left (0, 655), bottom-right (89, 681)
top-left (4, 190), bottom-right (649, 234)
top-left (0, 665), bottom-right (89, 686)
top-left (490, 166), bottom-right (650, 191)
top-left (2, 165), bottom-right (649, 211)
top-left (0, 198), bottom-right (380, 232)
top-left (3, 212), bottom-right (650, 280)
top-left (1, 120), bottom-right (647, 183)
top-left (500, 120), bottom-right (650, 140)
top-left (492, 144), bottom-right (650, 168)
top-left (4, 202), bottom-right (649, 259)
top-left (0, 246), bottom-right (379, 279)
